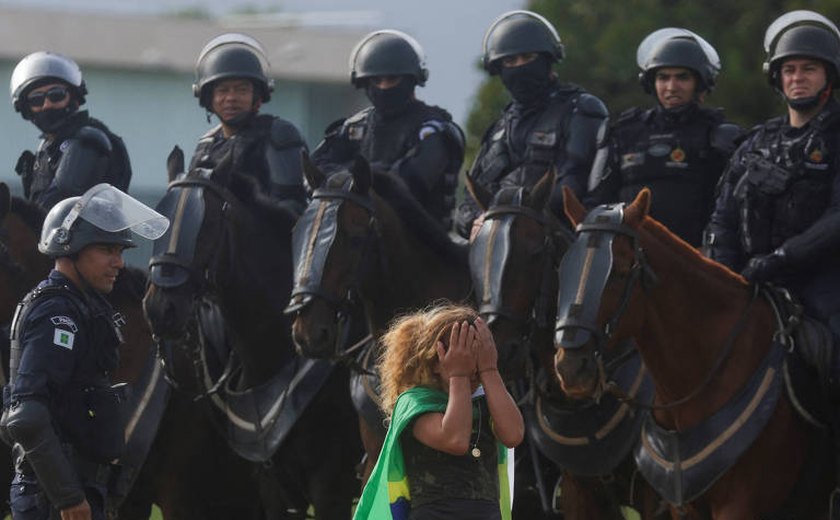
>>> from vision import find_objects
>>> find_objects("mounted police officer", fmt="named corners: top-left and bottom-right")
top-left (190, 33), bottom-right (307, 208)
top-left (705, 11), bottom-right (840, 505)
top-left (455, 10), bottom-right (608, 238)
top-left (10, 52), bottom-right (132, 211)
top-left (0, 184), bottom-right (168, 520)
top-left (311, 30), bottom-right (464, 230)
top-left (587, 28), bottom-right (742, 247)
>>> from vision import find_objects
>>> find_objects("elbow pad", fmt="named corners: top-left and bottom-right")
top-left (54, 127), bottom-right (112, 196)
top-left (266, 119), bottom-right (307, 188)
top-left (566, 94), bottom-right (608, 165)
top-left (7, 400), bottom-right (85, 509)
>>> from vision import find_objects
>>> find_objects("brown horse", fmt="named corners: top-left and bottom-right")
top-left (554, 187), bottom-right (831, 519)
top-left (468, 173), bottom-right (662, 520)
top-left (287, 157), bottom-right (472, 482)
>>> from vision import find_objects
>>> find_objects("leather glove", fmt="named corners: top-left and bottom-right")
top-left (741, 248), bottom-right (788, 283)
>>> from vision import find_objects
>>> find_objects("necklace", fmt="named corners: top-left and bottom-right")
top-left (471, 400), bottom-right (482, 459)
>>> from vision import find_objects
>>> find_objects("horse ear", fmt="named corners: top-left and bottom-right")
top-left (562, 186), bottom-right (586, 226)
top-left (624, 188), bottom-right (651, 228)
top-left (166, 146), bottom-right (184, 183)
top-left (213, 148), bottom-right (235, 186)
top-left (529, 169), bottom-right (555, 211)
top-left (302, 151), bottom-right (326, 190)
top-left (465, 173), bottom-right (492, 211)
top-left (351, 155), bottom-right (372, 195)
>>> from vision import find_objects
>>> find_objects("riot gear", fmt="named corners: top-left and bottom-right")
top-left (39, 184), bottom-right (168, 258)
top-left (10, 52), bottom-right (87, 117)
top-left (349, 30), bottom-right (428, 87)
top-left (637, 28), bottom-right (721, 94)
top-left (482, 10), bottom-right (564, 74)
top-left (193, 33), bottom-right (274, 109)
top-left (499, 54), bottom-right (554, 105)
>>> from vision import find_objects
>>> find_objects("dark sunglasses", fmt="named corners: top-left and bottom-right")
top-left (26, 86), bottom-right (70, 108)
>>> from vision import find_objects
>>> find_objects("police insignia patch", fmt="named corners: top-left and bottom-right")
top-left (53, 328), bottom-right (75, 349)
top-left (50, 316), bottom-right (78, 333)
top-left (670, 147), bottom-right (686, 162)
top-left (810, 148), bottom-right (824, 162)
top-left (59, 140), bottom-right (71, 153)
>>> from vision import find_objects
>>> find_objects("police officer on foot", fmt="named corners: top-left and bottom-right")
top-left (311, 30), bottom-right (464, 230)
top-left (455, 10), bottom-right (608, 238)
top-left (587, 28), bottom-right (742, 247)
top-left (705, 13), bottom-right (840, 504)
top-left (191, 33), bottom-right (307, 207)
top-left (10, 52), bottom-right (132, 211)
top-left (0, 184), bottom-right (168, 520)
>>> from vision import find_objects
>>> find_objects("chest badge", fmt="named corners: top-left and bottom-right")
top-left (809, 148), bottom-right (824, 163)
top-left (670, 147), bottom-right (686, 163)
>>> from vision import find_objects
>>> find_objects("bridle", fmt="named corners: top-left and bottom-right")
top-left (148, 174), bottom-right (242, 399)
top-left (284, 184), bottom-right (377, 364)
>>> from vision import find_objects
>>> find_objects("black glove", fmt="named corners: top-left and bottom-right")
top-left (741, 248), bottom-right (788, 283)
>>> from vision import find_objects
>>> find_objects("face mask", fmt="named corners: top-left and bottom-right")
top-left (366, 79), bottom-right (414, 116)
top-left (31, 106), bottom-right (75, 134)
top-left (500, 55), bottom-right (553, 106)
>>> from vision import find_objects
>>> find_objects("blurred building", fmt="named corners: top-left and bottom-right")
top-left (0, 5), bottom-right (368, 265)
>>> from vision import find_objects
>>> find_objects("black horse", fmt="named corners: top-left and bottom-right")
top-left (143, 149), bottom-right (361, 519)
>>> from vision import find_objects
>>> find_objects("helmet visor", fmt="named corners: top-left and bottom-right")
top-left (65, 184), bottom-right (170, 240)
top-left (636, 28), bottom-right (720, 72)
top-left (765, 10), bottom-right (840, 52)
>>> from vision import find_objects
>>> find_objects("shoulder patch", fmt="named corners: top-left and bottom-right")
top-left (50, 315), bottom-right (78, 333)
top-left (53, 328), bottom-right (75, 350)
top-left (418, 124), bottom-right (441, 140)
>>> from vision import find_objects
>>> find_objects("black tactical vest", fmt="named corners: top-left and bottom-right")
top-left (344, 102), bottom-right (460, 226)
top-left (28, 112), bottom-right (131, 203)
top-left (734, 104), bottom-right (840, 255)
top-left (190, 114), bottom-right (277, 192)
top-left (612, 105), bottom-right (730, 246)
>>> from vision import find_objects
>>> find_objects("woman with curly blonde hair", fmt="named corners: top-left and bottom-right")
top-left (354, 302), bottom-right (523, 520)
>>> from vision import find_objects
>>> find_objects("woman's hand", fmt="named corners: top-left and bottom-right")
top-left (474, 317), bottom-right (498, 375)
top-left (435, 320), bottom-right (477, 380)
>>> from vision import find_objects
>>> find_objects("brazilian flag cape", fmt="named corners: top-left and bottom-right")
top-left (353, 386), bottom-right (511, 520)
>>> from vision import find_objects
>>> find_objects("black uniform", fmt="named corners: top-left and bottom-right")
top-left (455, 82), bottom-right (607, 237)
top-left (189, 114), bottom-right (308, 207)
top-left (311, 100), bottom-right (464, 229)
top-left (706, 98), bottom-right (840, 332)
top-left (588, 103), bottom-right (741, 246)
top-left (17, 111), bottom-right (131, 211)
top-left (2, 271), bottom-right (124, 520)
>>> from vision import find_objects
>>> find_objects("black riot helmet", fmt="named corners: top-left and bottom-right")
top-left (193, 33), bottom-right (274, 109)
top-left (349, 30), bottom-right (429, 87)
top-left (10, 51), bottom-right (87, 118)
top-left (763, 10), bottom-right (840, 90)
top-left (39, 184), bottom-right (169, 258)
top-left (637, 28), bottom-right (721, 94)
top-left (482, 10), bottom-right (564, 75)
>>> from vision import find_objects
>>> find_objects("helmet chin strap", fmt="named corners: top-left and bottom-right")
top-left (786, 81), bottom-right (832, 112)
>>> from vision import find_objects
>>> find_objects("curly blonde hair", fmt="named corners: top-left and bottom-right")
top-left (378, 302), bottom-right (478, 417)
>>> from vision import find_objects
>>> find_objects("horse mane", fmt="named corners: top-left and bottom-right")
top-left (10, 196), bottom-right (46, 232)
top-left (370, 171), bottom-right (467, 265)
top-left (640, 216), bottom-right (746, 287)
top-left (226, 171), bottom-right (301, 230)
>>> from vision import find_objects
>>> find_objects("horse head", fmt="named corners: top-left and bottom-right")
top-left (287, 156), bottom-right (374, 359)
top-left (553, 187), bottom-right (653, 400)
top-left (468, 170), bottom-right (572, 380)
top-left (144, 147), bottom-right (298, 384)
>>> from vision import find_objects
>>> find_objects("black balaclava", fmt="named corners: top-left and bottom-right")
top-left (366, 77), bottom-right (415, 117)
top-left (500, 54), bottom-right (553, 106)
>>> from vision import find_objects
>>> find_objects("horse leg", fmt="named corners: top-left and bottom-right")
top-left (358, 418), bottom-right (384, 486)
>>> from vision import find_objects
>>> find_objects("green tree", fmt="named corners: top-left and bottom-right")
top-left (465, 0), bottom-right (840, 162)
